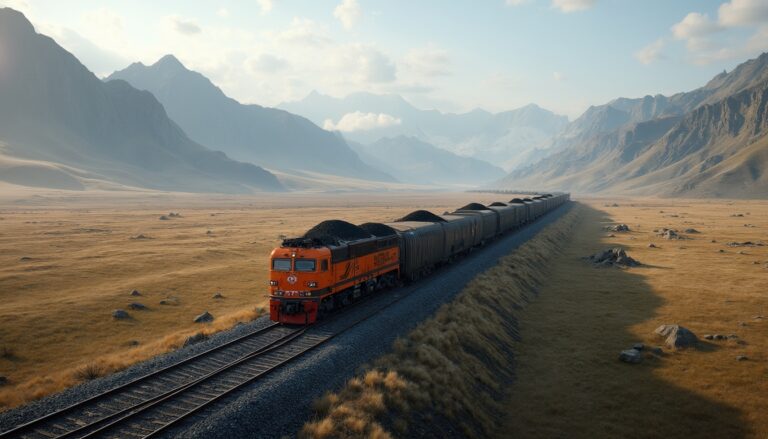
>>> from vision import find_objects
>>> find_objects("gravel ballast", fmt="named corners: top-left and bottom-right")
top-left (0, 203), bottom-right (571, 438)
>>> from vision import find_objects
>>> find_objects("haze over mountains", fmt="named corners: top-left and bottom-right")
top-left (107, 57), bottom-right (394, 183)
top-left (500, 53), bottom-right (768, 198)
top-left (279, 92), bottom-right (568, 171)
top-left (0, 8), bottom-right (282, 193)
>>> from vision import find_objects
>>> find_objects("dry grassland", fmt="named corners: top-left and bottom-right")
top-left (502, 198), bottom-right (768, 438)
top-left (0, 189), bottom-right (492, 410)
top-left (301, 198), bottom-right (768, 439)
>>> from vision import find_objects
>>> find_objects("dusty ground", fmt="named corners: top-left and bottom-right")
top-left (0, 187), bottom-right (505, 409)
top-left (502, 198), bottom-right (768, 438)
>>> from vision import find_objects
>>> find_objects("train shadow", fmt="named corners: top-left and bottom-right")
top-left (502, 203), bottom-right (749, 438)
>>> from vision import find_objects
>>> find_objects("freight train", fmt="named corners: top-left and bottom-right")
top-left (269, 193), bottom-right (570, 324)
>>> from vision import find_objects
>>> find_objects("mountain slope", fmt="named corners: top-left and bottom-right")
top-left (279, 92), bottom-right (568, 170)
top-left (0, 8), bottom-right (282, 193)
top-left (351, 136), bottom-right (506, 186)
top-left (107, 58), bottom-right (394, 183)
top-left (499, 52), bottom-right (768, 198)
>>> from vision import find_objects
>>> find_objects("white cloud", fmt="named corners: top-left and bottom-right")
top-left (258, 0), bottom-right (273, 15)
top-left (718, 0), bottom-right (768, 27)
top-left (634, 38), bottom-right (666, 65)
top-left (404, 45), bottom-right (451, 77)
top-left (552, 71), bottom-right (566, 81)
top-left (551, 0), bottom-right (596, 13)
top-left (217, 8), bottom-right (230, 18)
top-left (505, 0), bottom-right (530, 5)
top-left (671, 12), bottom-right (719, 40)
top-left (166, 16), bottom-right (202, 35)
top-left (332, 44), bottom-right (396, 83)
top-left (83, 7), bottom-right (122, 31)
top-left (323, 112), bottom-right (402, 132)
top-left (247, 53), bottom-right (289, 73)
top-left (334, 0), bottom-right (361, 30)
top-left (273, 17), bottom-right (331, 47)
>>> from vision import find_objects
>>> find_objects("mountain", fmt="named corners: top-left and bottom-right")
top-left (107, 58), bottom-right (394, 183)
top-left (350, 136), bottom-right (506, 186)
top-left (279, 92), bottom-right (568, 171)
top-left (0, 8), bottom-right (282, 193)
top-left (499, 52), bottom-right (768, 198)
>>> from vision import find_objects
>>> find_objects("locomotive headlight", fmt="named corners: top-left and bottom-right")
top-left (269, 280), bottom-right (278, 286)
top-left (308, 281), bottom-right (318, 288)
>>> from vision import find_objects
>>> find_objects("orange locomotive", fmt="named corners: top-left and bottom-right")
top-left (269, 221), bottom-right (400, 324)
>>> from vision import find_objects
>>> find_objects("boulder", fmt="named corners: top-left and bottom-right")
top-left (183, 332), bottom-right (208, 347)
top-left (654, 324), bottom-right (698, 349)
top-left (128, 302), bottom-right (147, 310)
top-left (194, 311), bottom-right (214, 323)
top-left (607, 224), bottom-right (630, 232)
top-left (736, 355), bottom-right (748, 361)
top-left (212, 292), bottom-right (224, 299)
top-left (648, 243), bottom-right (657, 248)
top-left (112, 309), bottom-right (130, 320)
top-left (130, 289), bottom-right (142, 296)
top-left (159, 215), bottom-right (170, 221)
top-left (633, 343), bottom-right (645, 351)
top-left (684, 228), bottom-right (700, 234)
top-left (619, 349), bottom-right (643, 364)
top-left (586, 248), bottom-right (640, 267)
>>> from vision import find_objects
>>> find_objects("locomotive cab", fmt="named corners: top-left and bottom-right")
top-left (269, 243), bottom-right (332, 324)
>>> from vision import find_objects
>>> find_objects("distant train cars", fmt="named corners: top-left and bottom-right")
top-left (269, 193), bottom-right (570, 324)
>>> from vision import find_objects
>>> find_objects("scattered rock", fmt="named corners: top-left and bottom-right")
top-left (648, 243), bottom-right (657, 248)
top-left (731, 213), bottom-right (744, 217)
top-left (126, 340), bottom-right (140, 347)
top-left (168, 212), bottom-right (182, 218)
top-left (586, 248), bottom-right (640, 267)
top-left (0, 376), bottom-right (8, 386)
top-left (606, 224), bottom-right (630, 232)
top-left (130, 289), bottom-right (142, 296)
top-left (711, 239), bottom-right (717, 243)
top-left (656, 228), bottom-right (680, 240)
top-left (704, 334), bottom-right (714, 340)
top-left (739, 322), bottom-right (748, 327)
top-left (607, 233), bottom-right (616, 237)
top-left (684, 228), bottom-right (700, 234)
top-left (727, 241), bottom-right (764, 247)
top-left (159, 215), bottom-right (170, 221)
top-left (194, 311), bottom-right (214, 323)
top-left (212, 292), bottom-right (224, 299)
top-left (754, 315), bottom-right (765, 320)
top-left (130, 234), bottom-right (153, 240)
top-left (650, 346), bottom-right (664, 355)
top-left (128, 302), bottom-right (147, 311)
top-left (654, 324), bottom-right (698, 349)
top-left (753, 261), bottom-right (761, 264)
top-left (619, 349), bottom-right (643, 364)
top-left (736, 355), bottom-right (748, 361)
top-left (112, 309), bottom-right (130, 320)
top-left (19, 256), bottom-right (32, 261)
top-left (183, 332), bottom-right (208, 347)
top-left (611, 203), bottom-right (619, 207)
top-left (159, 297), bottom-right (179, 306)
top-left (738, 250), bottom-right (746, 255)
top-left (206, 230), bottom-right (213, 235)
top-left (633, 343), bottom-right (645, 351)
top-left (744, 224), bottom-right (755, 228)
top-left (718, 249), bottom-right (725, 253)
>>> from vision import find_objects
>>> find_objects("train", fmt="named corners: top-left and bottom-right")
top-left (268, 193), bottom-right (570, 324)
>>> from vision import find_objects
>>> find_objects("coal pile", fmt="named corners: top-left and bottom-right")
top-left (489, 202), bottom-right (507, 207)
top-left (586, 248), bottom-right (640, 267)
top-left (456, 202), bottom-right (488, 211)
top-left (304, 220), bottom-right (373, 245)
top-left (397, 210), bottom-right (446, 222)
top-left (359, 222), bottom-right (398, 237)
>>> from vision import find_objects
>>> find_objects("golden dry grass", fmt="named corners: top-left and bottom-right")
top-left (0, 190), bottom-right (502, 410)
top-left (501, 198), bottom-right (768, 438)
top-left (301, 204), bottom-right (580, 439)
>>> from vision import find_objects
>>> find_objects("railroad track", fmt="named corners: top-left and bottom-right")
top-left (0, 286), bottom-right (412, 439)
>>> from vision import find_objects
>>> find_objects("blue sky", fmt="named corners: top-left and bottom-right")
top-left (3, 0), bottom-right (768, 118)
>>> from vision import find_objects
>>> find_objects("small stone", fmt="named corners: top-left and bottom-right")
top-left (754, 315), bottom-right (765, 320)
top-left (718, 249), bottom-right (725, 253)
top-left (183, 332), bottom-right (208, 347)
top-left (0, 376), bottom-right (8, 386)
top-left (159, 215), bottom-right (170, 220)
top-left (739, 322), bottom-right (748, 327)
top-left (207, 230), bottom-right (213, 235)
top-left (130, 290), bottom-right (142, 296)
top-left (19, 256), bottom-right (32, 261)
top-left (619, 349), bottom-right (643, 364)
top-left (704, 334), bottom-right (714, 340)
top-left (684, 228), bottom-right (700, 234)
top-left (715, 334), bottom-right (728, 340)
top-left (212, 292), bottom-right (224, 299)
top-left (711, 239), bottom-right (717, 243)
top-left (738, 250), bottom-right (745, 255)
top-left (127, 340), bottom-right (140, 347)
top-left (160, 296), bottom-right (179, 306)
top-left (128, 302), bottom-right (147, 310)
top-left (194, 311), bottom-right (214, 323)
top-left (608, 233), bottom-right (616, 237)
top-left (633, 343), bottom-right (645, 351)
top-left (112, 309), bottom-right (130, 319)
top-left (648, 243), bottom-right (657, 248)
top-left (736, 355), bottom-right (748, 361)
top-left (728, 334), bottom-right (739, 339)
top-left (650, 347), bottom-right (664, 355)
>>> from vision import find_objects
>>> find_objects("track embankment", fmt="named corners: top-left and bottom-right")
top-left (300, 204), bottom-right (582, 439)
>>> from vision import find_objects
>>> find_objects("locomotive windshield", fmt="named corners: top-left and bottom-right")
top-left (295, 259), bottom-right (316, 272)
top-left (272, 258), bottom-right (291, 271)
